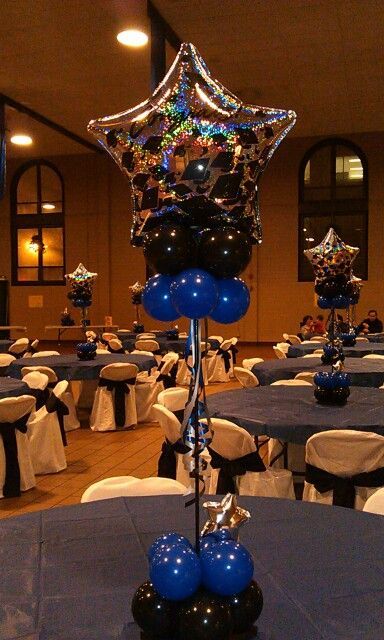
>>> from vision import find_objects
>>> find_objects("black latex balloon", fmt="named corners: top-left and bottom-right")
top-left (143, 224), bottom-right (195, 275)
top-left (131, 580), bottom-right (179, 639)
top-left (197, 227), bottom-right (251, 278)
top-left (223, 580), bottom-right (264, 634)
top-left (178, 591), bottom-right (233, 640)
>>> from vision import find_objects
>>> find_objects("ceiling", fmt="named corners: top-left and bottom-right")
top-left (0, 0), bottom-right (383, 150)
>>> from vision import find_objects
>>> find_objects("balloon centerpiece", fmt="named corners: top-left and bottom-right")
top-left (65, 263), bottom-right (98, 360)
top-left (304, 228), bottom-right (358, 404)
top-left (129, 281), bottom-right (145, 333)
top-left (89, 40), bottom-right (296, 638)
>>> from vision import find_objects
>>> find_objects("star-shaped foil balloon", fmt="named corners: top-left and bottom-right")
top-left (65, 263), bottom-right (98, 283)
top-left (88, 42), bottom-right (296, 246)
top-left (304, 228), bottom-right (359, 281)
top-left (201, 493), bottom-right (251, 536)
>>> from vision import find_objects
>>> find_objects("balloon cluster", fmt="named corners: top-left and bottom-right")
top-left (129, 281), bottom-right (144, 306)
top-left (132, 529), bottom-right (263, 640)
top-left (142, 225), bottom-right (251, 323)
top-left (314, 371), bottom-right (351, 405)
top-left (76, 341), bottom-right (97, 361)
top-left (321, 342), bottom-right (345, 366)
top-left (60, 308), bottom-right (75, 327)
top-left (65, 263), bottom-right (97, 309)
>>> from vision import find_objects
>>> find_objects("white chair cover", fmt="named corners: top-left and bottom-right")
top-left (177, 344), bottom-right (210, 386)
top-left (137, 333), bottom-right (156, 339)
top-left (134, 339), bottom-right (160, 353)
top-left (302, 353), bottom-right (322, 359)
top-left (90, 363), bottom-right (138, 431)
top-left (207, 338), bottom-right (233, 383)
top-left (207, 418), bottom-right (294, 499)
top-left (0, 353), bottom-right (16, 372)
top-left (8, 338), bottom-right (30, 357)
top-left (356, 336), bottom-right (369, 342)
top-left (273, 346), bottom-right (287, 359)
top-left (242, 357), bottom-right (264, 369)
top-left (363, 354), bottom-right (384, 360)
top-left (208, 335), bottom-right (223, 344)
top-left (81, 475), bottom-right (187, 502)
top-left (363, 487), bottom-right (384, 515)
top-left (285, 334), bottom-right (302, 345)
top-left (27, 381), bottom-right (68, 475)
top-left (303, 430), bottom-right (384, 509)
top-left (22, 371), bottom-right (49, 391)
top-left (271, 379), bottom-right (312, 386)
top-left (157, 387), bottom-right (189, 412)
top-left (32, 351), bottom-right (60, 357)
top-left (108, 338), bottom-right (125, 353)
top-left (294, 371), bottom-right (316, 384)
top-left (151, 403), bottom-right (191, 488)
top-left (102, 332), bottom-right (118, 342)
top-left (135, 352), bottom-right (180, 423)
top-left (0, 395), bottom-right (36, 497)
top-left (310, 336), bottom-right (327, 342)
top-left (233, 367), bottom-right (259, 388)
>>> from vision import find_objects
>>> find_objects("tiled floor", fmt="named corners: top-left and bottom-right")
top-left (0, 342), bottom-right (274, 519)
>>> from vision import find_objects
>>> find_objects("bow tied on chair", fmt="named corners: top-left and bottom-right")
top-left (157, 363), bottom-right (178, 389)
top-left (305, 463), bottom-right (384, 509)
top-left (35, 387), bottom-right (51, 410)
top-left (208, 447), bottom-right (266, 494)
top-left (0, 413), bottom-right (30, 497)
top-left (229, 344), bottom-right (239, 365)
top-left (157, 438), bottom-right (190, 479)
top-left (45, 394), bottom-right (69, 446)
top-left (98, 376), bottom-right (136, 427)
top-left (216, 347), bottom-right (232, 373)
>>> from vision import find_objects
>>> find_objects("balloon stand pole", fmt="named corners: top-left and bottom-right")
top-left (191, 318), bottom-right (201, 555)
top-left (81, 307), bottom-right (88, 335)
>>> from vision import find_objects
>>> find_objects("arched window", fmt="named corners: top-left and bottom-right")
top-left (11, 160), bottom-right (65, 284)
top-left (298, 138), bottom-right (368, 281)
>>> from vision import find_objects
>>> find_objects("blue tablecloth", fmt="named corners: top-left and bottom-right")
top-left (0, 377), bottom-right (34, 399)
top-left (252, 356), bottom-right (384, 387)
top-left (208, 386), bottom-right (384, 443)
top-left (366, 333), bottom-right (384, 342)
top-left (1, 495), bottom-right (383, 640)
top-left (0, 339), bottom-right (12, 353)
top-left (7, 353), bottom-right (157, 381)
top-left (288, 342), bottom-right (384, 358)
top-left (117, 333), bottom-right (220, 353)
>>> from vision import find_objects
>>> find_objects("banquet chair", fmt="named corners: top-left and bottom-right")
top-left (0, 353), bottom-right (15, 375)
top-left (81, 476), bottom-right (187, 502)
top-left (24, 339), bottom-right (39, 357)
top-left (22, 371), bottom-right (50, 408)
top-left (177, 343), bottom-right (210, 386)
top-left (157, 387), bottom-right (189, 413)
top-left (85, 330), bottom-right (97, 341)
top-left (208, 335), bottom-right (223, 345)
top-left (27, 381), bottom-right (68, 474)
top-left (271, 379), bottom-right (312, 386)
top-left (273, 346), bottom-right (287, 359)
top-left (242, 357), bottom-right (264, 369)
top-left (107, 338), bottom-right (125, 354)
top-left (96, 347), bottom-right (108, 354)
top-left (32, 351), bottom-right (60, 357)
top-left (179, 331), bottom-right (188, 338)
top-left (21, 365), bottom-right (80, 431)
top-left (135, 353), bottom-right (179, 423)
top-left (294, 371), bottom-right (316, 384)
top-left (8, 337), bottom-right (30, 358)
top-left (134, 339), bottom-right (160, 353)
top-left (233, 367), bottom-right (259, 388)
top-left (102, 332), bottom-right (118, 342)
top-left (302, 353), bottom-right (322, 359)
top-left (0, 395), bottom-right (36, 497)
top-left (206, 418), bottom-right (295, 498)
top-left (310, 336), bottom-right (327, 342)
top-left (283, 333), bottom-right (301, 345)
top-left (356, 337), bottom-right (369, 342)
top-left (303, 430), bottom-right (384, 509)
top-left (90, 363), bottom-right (138, 431)
top-left (313, 349), bottom-right (324, 354)
top-left (363, 354), bottom-right (384, 360)
top-left (363, 487), bottom-right (384, 515)
top-left (207, 338), bottom-right (234, 383)
top-left (137, 333), bottom-right (156, 339)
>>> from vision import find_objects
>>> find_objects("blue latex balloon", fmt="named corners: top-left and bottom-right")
top-left (332, 294), bottom-right (350, 309)
top-left (170, 269), bottom-right (218, 319)
top-left (201, 540), bottom-right (254, 596)
top-left (143, 274), bottom-right (181, 322)
top-left (150, 543), bottom-right (202, 601)
top-left (73, 298), bottom-right (91, 308)
top-left (209, 277), bottom-right (250, 324)
top-left (317, 296), bottom-right (332, 309)
top-left (148, 532), bottom-right (192, 562)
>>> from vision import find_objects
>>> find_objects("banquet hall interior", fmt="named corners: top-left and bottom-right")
top-left (0, 2), bottom-right (384, 639)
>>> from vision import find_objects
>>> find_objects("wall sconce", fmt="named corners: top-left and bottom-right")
top-left (29, 234), bottom-right (46, 253)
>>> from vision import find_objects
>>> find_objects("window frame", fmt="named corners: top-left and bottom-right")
top-left (10, 159), bottom-right (66, 286)
top-left (298, 137), bottom-right (368, 281)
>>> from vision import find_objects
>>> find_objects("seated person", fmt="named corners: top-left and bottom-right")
top-left (299, 315), bottom-right (314, 340)
top-left (357, 309), bottom-right (383, 334)
top-left (312, 314), bottom-right (326, 336)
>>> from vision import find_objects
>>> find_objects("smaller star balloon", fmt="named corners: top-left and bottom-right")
top-left (65, 263), bottom-right (98, 283)
top-left (304, 228), bottom-right (359, 281)
top-left (201, 493), bottom-right (251, 536)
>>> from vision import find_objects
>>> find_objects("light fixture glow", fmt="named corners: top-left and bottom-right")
top-left (117, 29), bottom-right (148, 47)
top-left (10, 134), bottom-right (33, 146)
top-left (42, 203), bottom-right (55, 210)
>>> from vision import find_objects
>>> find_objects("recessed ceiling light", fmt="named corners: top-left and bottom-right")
top-left (117, 29), bottom-right (148, 47)
top-left (10, 134), bottom-right (33, 146)
top-left (42, 203), bottom-right (55, 210)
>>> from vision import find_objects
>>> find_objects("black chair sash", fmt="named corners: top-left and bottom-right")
top-left (306, 463), bottom-right (384, 509)
top-left (157, 438), bottom-right (190, 479)
top-left (217, 347), bottom-right (232, 373)
top-left (98, 376), bottom-right (136, 428)
top-left (45, 394), bottom-right (69, 446)
top-left (208, 446), bottom-right (266, 494)
top-left (157, 362), bottom-right (178, 389)
top-left (35, 387), bottom-right (50, 410)
top-left (229, 344), bottom-right (238, 365)
top-left (107, 345), bottom-right (125, 354)
top-left (0, 414), bottom-right (30, 498)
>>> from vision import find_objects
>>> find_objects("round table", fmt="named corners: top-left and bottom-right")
top-left (288, 342), bottom-right (384, 358)
top-left (7, 353), bottom-right (157, 381)
top-left (1, 495), bottom-right (383, 639)
top-left (0, 377), bottom-right (34, 399)
top-left (208, 386), bottom-right (384, 443)
top-left (252, 356), bottom-right (384, 387)
top-left (0, 339), bottom-right (12, 354)
top-left (366, 332), bottom-right (384, 342)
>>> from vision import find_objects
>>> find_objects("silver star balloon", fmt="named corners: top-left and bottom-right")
top-left (304, 228), bottom-right (359, 281)
top-left (65, 263), bottom-right (98, 283)
top-left (88, 42), bottom-right (296, 246)
top-left (201, 493), bottom-right (251, 537)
